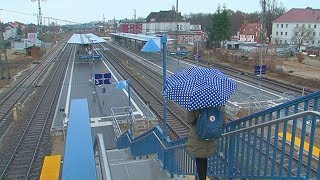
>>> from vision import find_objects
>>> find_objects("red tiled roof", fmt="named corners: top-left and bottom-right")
top-left (240, 23), bottom-right (261, 35)
top-left (273, 8), bottom-right (320, 23)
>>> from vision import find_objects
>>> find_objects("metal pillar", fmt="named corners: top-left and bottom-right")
top-left (127, 79), bottom-right (133, 137)
top-left (196, 40), bottom-right (199, 65)
top-left (161, 35), bottom-right (168, 138)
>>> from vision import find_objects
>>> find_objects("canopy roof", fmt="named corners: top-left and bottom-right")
top-left (67, 33), bottom-right (106, 44)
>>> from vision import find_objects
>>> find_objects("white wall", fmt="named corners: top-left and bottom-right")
top-left (272, 22), bottom-right (320, 47)
top-left (240, 34), bottom-right (255, 42)
top-left (142, 22), bottom-right (191, 34)
top-left (3, 28), bottom-right (17, 40)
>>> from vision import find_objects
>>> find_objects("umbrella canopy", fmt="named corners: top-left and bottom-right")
top-left (164, 66), bottom-right (237, 111)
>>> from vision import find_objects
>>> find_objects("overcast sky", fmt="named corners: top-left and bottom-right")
top-left (1, 0), bottom-right (319, 24)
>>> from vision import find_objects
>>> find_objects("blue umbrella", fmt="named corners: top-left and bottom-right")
top-left (164, 66), bottom-right (237, 111)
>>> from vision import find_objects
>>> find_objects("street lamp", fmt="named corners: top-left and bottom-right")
top-left (141, 35), bottom-right (168, 138)
top-left (116, 79), bottom-right (133, 137)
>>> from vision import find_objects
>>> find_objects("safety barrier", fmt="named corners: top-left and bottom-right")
top-left (116, 91), bottom-right (320, 179)
top-left (93, 133), bottom-right (112, 180)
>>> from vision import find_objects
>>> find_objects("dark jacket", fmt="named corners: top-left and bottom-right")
top-left (184, 106), bottom-right (225, 158)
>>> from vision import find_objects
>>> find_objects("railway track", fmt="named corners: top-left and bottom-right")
top-left (103, 42), bottom-right (317, 178)
top-left (114, 42), bottom-right (313, 96)
top-left (0, 41), bottom-right (67, 139)
top-left (0, 44), bottom-right (75, 179)
top-left (98, 43), bottom-right (190, 138)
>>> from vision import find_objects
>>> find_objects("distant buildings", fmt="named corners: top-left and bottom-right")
top-left (119, 19), bottom-right (143, 34)
top-left (118, 9), bottom-right (203, 45)
top-left (271, 8), bottom-right (320, 48)
top-left (239, 21), bottom-right (262, 43)
top-left (3, 21), bottom-right (25, 40)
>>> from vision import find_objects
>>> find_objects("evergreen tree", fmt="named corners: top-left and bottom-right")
top-left (208, 5), bottom-right (231, 49)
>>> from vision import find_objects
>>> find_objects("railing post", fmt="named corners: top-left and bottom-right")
top-left (228, 126), bottom-right (236, 180)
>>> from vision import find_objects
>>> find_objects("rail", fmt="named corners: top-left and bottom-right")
top-left (94, 133), bottom-right (112, 180)
top-left (223, 111), bottom-right (320, 137)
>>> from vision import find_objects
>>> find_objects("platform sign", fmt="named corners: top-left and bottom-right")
top-left (104, 79), bottom-right (111, 84)
top-left (103, 73), bottom-right (111, 79)
top-left (95, 79), bottom-right (103, 85)
top-left (95, 73), bottom-right (112, 85)
top-left (254, 65), bottom-right (267, 75)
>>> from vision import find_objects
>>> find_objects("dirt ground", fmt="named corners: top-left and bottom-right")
top-left (0, 49), bottom-right (35, 90)
top-left (282, 57), bottom-right (320, 80)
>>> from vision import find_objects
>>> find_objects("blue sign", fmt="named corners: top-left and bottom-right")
top-left (254, 65), bottom-right (267, 75)
top-left (95, 79), bottom-right (103, 85)
top-left (95, 74), bottom-right (103, 79)
top-left (104, 79), bottom-right (111, 84)
top-left (103, 73), bottom-right (111, 79)
top-left (95, 73), bottom-right (112, 85)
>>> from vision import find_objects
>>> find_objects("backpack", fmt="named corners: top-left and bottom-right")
top-left (196, 106), bottom-right (223, 140)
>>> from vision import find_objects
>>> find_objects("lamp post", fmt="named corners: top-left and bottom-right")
top-left (141, 34), bottom-right (168, 139)
top-left (116, 79), bottom-right (133, 137)
top-left (161, 35), bottom-right (168, 138)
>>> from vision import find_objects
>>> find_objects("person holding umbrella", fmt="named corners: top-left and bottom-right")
top-left (165, 66), bottom-right (237, 180)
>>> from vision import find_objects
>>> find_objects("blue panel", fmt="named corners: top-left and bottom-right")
top-left (79, 55), bottom-right (90, 59)
top-left (141, 39), bottom-right (160, 52)
top-left (62, 99), bottom-right (97, 180)
top-left (95, 74), bottom-right (102, 79)
top-left (104, 79), bottom-right (111, 84)
top-left (254, 65), bottom-right (266, 75)
top-left (95, 79), bottom-right (103, 85)
top-left (103, 73), bottom-right (111, 79)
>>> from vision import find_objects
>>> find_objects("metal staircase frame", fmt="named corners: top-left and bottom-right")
top-left (116, 91), bottom-right (320, 179)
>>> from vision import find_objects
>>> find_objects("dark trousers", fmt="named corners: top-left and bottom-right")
top-left (196, 158), bottom-right (207, 180)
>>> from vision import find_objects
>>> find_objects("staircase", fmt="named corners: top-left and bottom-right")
top-left (114, 91), bottom-right (320, 180)
top-left (107, 149), bottom-right (188, 180)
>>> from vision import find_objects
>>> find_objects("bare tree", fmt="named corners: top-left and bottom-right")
top-left (262, 0), bottom-right (286, 41)
top-left (291, 26), bottom-right (315, 52)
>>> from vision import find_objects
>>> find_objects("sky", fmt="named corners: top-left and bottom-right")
top-left (1, 0), bottom-right (319, 24)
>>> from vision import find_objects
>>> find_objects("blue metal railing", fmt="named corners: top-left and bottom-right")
top-left (116, 91), bottom-right (320, 179)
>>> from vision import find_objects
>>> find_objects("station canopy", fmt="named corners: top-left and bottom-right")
top-left (67, 33), bottom-right (106, 44)
top-left (110, 32), bottom-right (175, 49)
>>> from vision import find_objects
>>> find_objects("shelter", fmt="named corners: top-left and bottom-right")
top-left (25, 45), bottom-right (42, 59)
top-left (67, 33), bottom-right (106, 44)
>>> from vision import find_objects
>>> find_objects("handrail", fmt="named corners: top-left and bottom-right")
top-left (94, 133), bottom-right (112, 180)
top-left (227, 91), bottom-right (320, 126)
top-left (222, 111), bottom-right (320, 137)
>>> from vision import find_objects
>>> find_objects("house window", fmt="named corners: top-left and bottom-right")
top-left (280, 40), bottom-right (282, 44)
top-left (281, 32), bottom-right (283, 35)
top-left (285, 40), bottom-right (287, 44)
top-left (314, 25), bottom-right (317, 28)
top-left (296, 24), bottom-right (299, 28)
top-left (306, 41), bottom-right (309, 43)
top-left (318, 40), bottom-right (320, 44)
top-left (276, 31), bottom-right (278, 35)
top-left (285, 32), bottom-right (287, 36)
top-left (286, 24), bottom-right (288, 28)
top-left (313, 32), bottom-right (316, 36)
top-left (312, 41), bottom-right (315, 44)
top-left (281, 24), bottom-right (283, 28)
top-left (277, 24), bottom-right (279, 28)
top-left (302, 24), bottom-right (305, 27)
top-left (308, 24), bottom-right (311, 28)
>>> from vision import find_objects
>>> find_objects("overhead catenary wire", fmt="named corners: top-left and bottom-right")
top-left (0, 8), bottom-right (78, 24)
